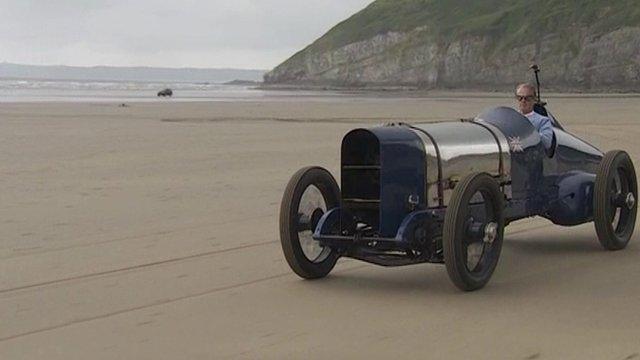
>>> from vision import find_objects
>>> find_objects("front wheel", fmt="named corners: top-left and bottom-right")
top-left (443, 173), bottom-right (505, 291)
top-left (594, 150), bottom-right (637, 250)
top-left (279, 166), bottom-right (340, 279)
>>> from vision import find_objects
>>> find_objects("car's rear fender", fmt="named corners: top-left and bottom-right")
top-left (545, 171), bottom-right (596, 226)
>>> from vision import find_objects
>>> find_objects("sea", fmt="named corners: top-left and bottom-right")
top-left (0, 78), bottom-right (349, 103)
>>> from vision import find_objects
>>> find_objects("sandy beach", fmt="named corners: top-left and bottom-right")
top-left (2, 94), bottom-right (640, 359)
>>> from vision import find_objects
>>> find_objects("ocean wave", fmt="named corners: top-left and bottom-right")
top-left (0, 79), bottom-right (233, 91)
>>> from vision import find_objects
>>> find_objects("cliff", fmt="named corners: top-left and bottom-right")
top-left (264, 0), bottom-right (640, 91)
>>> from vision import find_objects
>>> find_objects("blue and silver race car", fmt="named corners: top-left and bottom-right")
top-left (279, 75), bottom-right (637, 291)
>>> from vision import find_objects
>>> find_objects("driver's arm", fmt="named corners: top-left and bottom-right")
top-left (538, 116), bottom-right (554, 150)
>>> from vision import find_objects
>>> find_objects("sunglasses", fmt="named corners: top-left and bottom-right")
top-left (515, 95), bottom-right (535, 102)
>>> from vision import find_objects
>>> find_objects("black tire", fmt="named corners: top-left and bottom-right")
top-left (443, 173), bottom-right (505, 291)
top-left (594, 150), bottom-right (637, 250)
top-left (280, 166), bottom-right (340, 279)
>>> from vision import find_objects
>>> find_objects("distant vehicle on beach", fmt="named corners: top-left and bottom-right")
top-left (157, 88), bottom-right (173, 97)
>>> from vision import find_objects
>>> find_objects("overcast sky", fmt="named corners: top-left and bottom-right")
top-left (0, 0), bottom-right (373, 70)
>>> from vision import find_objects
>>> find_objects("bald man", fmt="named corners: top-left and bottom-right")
top-left (515, 83), bottom-right (554, 150)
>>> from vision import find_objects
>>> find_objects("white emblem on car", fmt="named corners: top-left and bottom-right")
top-left (508, 136), bottom-right (524, 152)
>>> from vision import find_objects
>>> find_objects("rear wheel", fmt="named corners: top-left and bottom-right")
top-left (280, 167), bottom-right (340, 279)
top-left (594, 150), bottom-right (637, 250)
top-left (443, 173), bottom-right (505, 291)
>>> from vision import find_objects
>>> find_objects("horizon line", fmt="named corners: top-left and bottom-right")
top-left (0, 61), bottom-right (269, 72)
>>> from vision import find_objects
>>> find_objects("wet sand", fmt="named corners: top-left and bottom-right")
top-left (1, 94), bottom-right (640, 359)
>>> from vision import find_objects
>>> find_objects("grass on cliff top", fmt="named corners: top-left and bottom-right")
top-left (307, 0), bottom-right (640, 53)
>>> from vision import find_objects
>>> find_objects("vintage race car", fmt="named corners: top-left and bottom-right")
top-left (279, 101), bottom-right (637, 291)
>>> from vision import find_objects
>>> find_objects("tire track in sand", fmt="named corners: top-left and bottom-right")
top-left (0, 222), bottom-right (554, 342)
top-left (1, 221), bottom-right (552, 295)
top-left (1, 214), bottom-right (273, 260)
top-left (0, 264), bottom-right (369, 343)
top-left (0, 239), bottom-right (278, 295)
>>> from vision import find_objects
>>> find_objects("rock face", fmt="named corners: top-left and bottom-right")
top-left (265, 2), bottom-right (640, 91)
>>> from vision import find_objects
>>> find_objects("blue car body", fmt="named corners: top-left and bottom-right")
top-left (314, 106), bottom-right (603, 266)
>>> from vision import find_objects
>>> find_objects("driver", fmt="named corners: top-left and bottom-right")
top-left (515, 83), bottom-right (554, 150)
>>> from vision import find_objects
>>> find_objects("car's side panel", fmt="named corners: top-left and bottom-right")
top-left (553, 129), bottom-right (602, 174)
top-left (538, 129), bottom-right (602, 225)
top-left (409, 121), bottom-right (509, 208)
top-left (480, 107), bottom-right (603, 222)
top-left (477, 107), bottom-right (546, 205)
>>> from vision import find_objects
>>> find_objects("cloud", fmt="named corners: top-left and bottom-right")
top-left (0, 0), bottom-right (373, 69)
